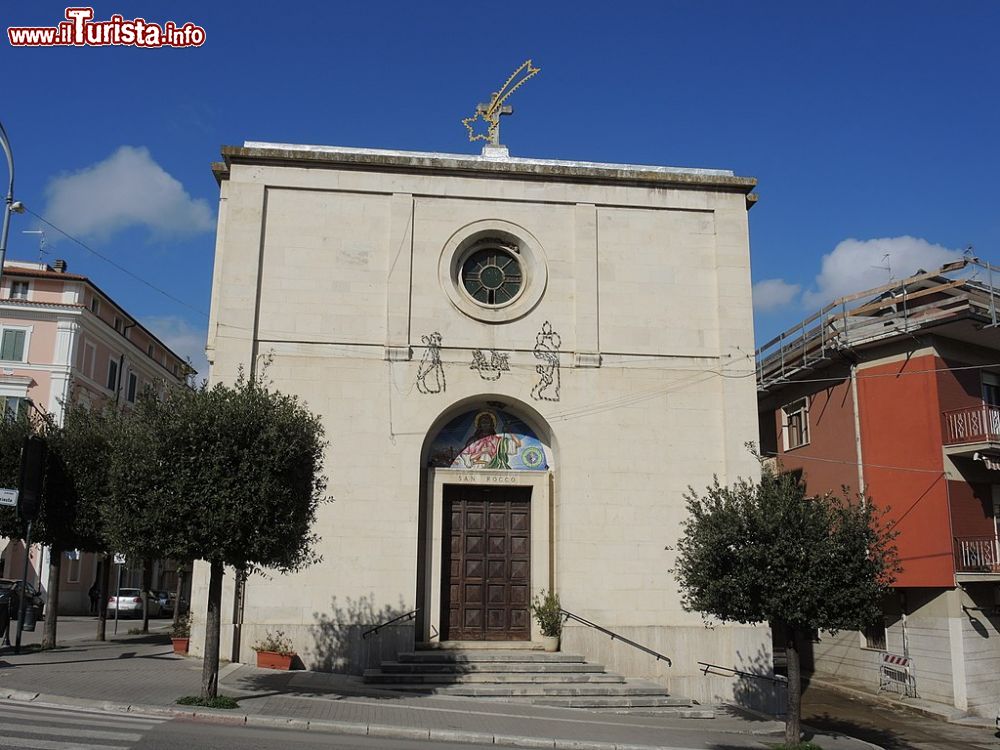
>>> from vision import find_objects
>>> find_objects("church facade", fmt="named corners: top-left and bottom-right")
top-left (192, 142), bottom-right (767, 704)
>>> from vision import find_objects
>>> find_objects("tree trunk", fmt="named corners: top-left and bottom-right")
top-left (41, 546), bottom-right (62, 649)
top-left (172, 564), bottom-right (184, 629)
top-left (96, 553), bottom-right (111, 641)
top-left (784, 623), bottom-right (802, 746)
top-left (141, 558), bottom-right (152, 634)
top-left (200, 560), bottom-right (223, 699)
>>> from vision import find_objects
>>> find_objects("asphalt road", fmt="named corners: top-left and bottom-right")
top-left (0, 700), bottom-right (786, 750)
top-left (802, 682), bottom-right (1000, 750)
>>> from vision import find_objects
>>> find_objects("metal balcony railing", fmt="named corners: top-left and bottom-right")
top-left (941, 404), bottom-right (1000, 446)
top-left (955, 536), bottom-right (1000, 573)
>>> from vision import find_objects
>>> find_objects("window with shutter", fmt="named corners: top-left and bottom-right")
top-left (0, 329), bottom-right (26, 361)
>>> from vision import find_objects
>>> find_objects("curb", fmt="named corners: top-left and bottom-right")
top-left (2, 691), bottom-right (713, 750)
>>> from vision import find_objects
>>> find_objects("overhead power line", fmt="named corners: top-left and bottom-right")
top-left (22, 208), bottom-right (209, 319)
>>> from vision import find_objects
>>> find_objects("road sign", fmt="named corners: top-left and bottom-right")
top-left (0, 488), bottom-right (17, 507)
top-left (113, 553), bottom-right (126, 565)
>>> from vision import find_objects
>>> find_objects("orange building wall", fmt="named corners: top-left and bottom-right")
top-left (856, 354), bottom-right (953, 587)
top-left (949, 481), bottom-right (994, 538)
top-left (936, 357), bottom-right (983, 413)
top-left (773, 377), bottom-right (859, 497)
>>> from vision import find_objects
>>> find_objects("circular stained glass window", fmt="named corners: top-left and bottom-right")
top-left (461, 247), bottom-right (523, 306)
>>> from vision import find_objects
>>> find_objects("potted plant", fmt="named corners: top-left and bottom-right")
top-left (531, 589), bottom-right (562, 652)
top-left (170, 613), bottom-right (191, 654)
top-left (252, 630), bottom-right (296, 670)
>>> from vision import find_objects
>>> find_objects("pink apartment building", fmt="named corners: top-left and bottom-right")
top-left (0, 259), bottom-right (191, 614)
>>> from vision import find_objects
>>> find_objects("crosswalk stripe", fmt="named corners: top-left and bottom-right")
top-left (0, 737), bottom-right (125, 750)
top-left (0, 706), bottom-right (158, 730)
top-left (0, 722), bottom-right (142, 742)
top-left (3, 701), bottom-right (166, 723)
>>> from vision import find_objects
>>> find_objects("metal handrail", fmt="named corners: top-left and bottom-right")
top-left (361, 608), bottom-right (420, 640)
top-left (698, 661), bottom-right (787, 684)
top-left (559, 609), bottom-right (672, 667)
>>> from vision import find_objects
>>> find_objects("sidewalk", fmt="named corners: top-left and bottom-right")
top-left (807, 672), bottom-right (996, 729)
top-left (0, 634), bottom-right (878, 750)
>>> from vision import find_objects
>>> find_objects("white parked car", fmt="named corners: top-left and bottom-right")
top-left (107, 589), bottom-right (160, 618)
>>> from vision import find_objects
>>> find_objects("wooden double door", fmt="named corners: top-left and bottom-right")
top-left (442, 485), bottom-right (531, 640)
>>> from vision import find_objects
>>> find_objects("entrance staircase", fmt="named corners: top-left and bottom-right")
top-left (363, 647), bottom-right (706, 715)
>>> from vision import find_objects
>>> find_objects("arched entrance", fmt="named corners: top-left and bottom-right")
top-left (418, 401), bottom-right (554, 644)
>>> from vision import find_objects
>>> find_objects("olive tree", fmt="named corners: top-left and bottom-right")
top-left (673, 470), bottom-right (897, 746)
top-left (106, 372), bottom-right (327, 699)
top-left (0, 405), bottom-right (115, 648)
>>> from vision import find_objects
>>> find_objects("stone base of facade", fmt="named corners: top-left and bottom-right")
top-left (561, 623), bottom-right (780, 711)
top-left (809, 584), bottom-right (1000, 720)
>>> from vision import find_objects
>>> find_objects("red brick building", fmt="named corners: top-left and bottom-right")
top-left (757, 258), bottom-right (1000, 717)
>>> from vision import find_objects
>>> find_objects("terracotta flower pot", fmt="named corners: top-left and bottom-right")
top-left (256, 650), bottom-right (295, 670)
top-left (541, 634), bottom-right (560, 652)
top-left (171, 637), bottom-right (189, 654)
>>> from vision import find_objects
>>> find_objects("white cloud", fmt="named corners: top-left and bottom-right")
top-left (801, 236), bottom-right (964, 308)
top-left (752, 278), bottom-right (801, 312)
top-left (43, 146), bottom-right (214, 241)
top-left (143, 316), bottom-right (208, 381)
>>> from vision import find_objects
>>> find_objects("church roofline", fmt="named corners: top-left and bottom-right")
top-left (212, 142), bottom-right (758, 195)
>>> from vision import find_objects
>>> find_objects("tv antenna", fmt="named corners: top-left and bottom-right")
top-left (871, 252), bottom-right (892, 280)
top-left (462, 59), bottom-right (541, 151)
top-left (22, 230), bottom-right (48, 263)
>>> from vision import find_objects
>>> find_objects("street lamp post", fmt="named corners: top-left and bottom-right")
top-left (0, 120), bottom-right (26, 291)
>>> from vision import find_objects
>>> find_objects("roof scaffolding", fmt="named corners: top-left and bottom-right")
top-left (756, 257), bottom-right (1000, 392)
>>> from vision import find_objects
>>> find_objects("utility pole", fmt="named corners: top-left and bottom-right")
top-left (0, 121), bottom-right (26, 290)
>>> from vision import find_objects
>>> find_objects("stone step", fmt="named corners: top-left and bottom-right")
top-left (591, 707), bottom-right (715, 719)
top-left (531, 695), bottom-right (715, 719)
top-left (531, 695), bottom-right (697, 709)
top-left (372, 648), bottom-right (704, 717)
top-left (362, 682), bottom-right (676, 697)
top-left (372, 661), bottom-right (604, 674)
top-left (364, 671), bottom-right (625, 685)
top-left (398, 651), bottom-right (585, 664)
top-left (415, 641), bottom-right (542, 651)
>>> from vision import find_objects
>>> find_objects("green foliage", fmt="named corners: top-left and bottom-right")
top-left (176, 695), bottom-right (239, 709)
top-left (171, 613), bottom-right (191, 638)
top-left (530, 589), bottom-right (563, 637)
top-left (673, 471), bottom-right (898, 633)
top-left (0, 404), bottom-right (117, 553)
top-left (105, 370), bottom-right (328, 572)
top-left (0, 412), bottom-right (32, 540)
top-left (46, 405), bottom-right (119, 552)
top-left (252, 629), bottom-right (295, 655)
top-left (675, 469), bottom-right (898, 745)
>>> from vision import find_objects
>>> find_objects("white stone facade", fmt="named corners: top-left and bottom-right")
top-left (192, 143), bottom-right (770, 705)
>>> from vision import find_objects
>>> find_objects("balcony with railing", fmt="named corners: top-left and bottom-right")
top-left (941, 403), bottom-right (1000, 452)
top-left (955, 535), bottom-right (1000, 575)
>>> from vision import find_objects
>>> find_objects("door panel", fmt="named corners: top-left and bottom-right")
top-left (442, 485), bottom-right (531, 641)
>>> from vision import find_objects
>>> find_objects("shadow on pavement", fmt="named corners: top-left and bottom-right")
top-left (804, 712), bottom-right (908, 749)
top-left (227, 666), bottom-right (411, 702)
top-left (0, 635), bottom-right (176, 668)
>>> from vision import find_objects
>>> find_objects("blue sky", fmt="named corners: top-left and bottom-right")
top-left (3, 1), bottom-right (999, 373)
